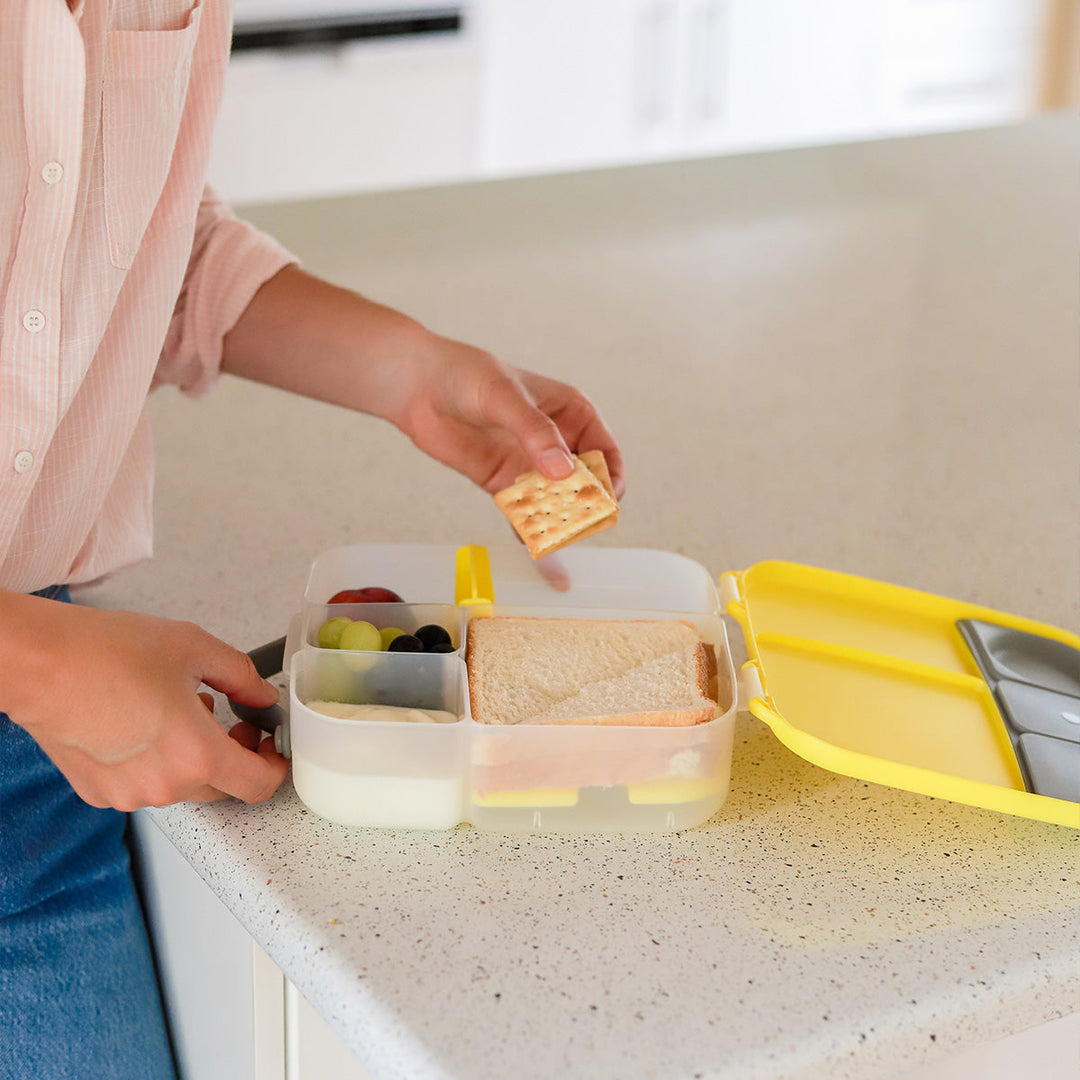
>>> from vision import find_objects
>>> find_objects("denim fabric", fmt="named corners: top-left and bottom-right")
top-left (0, 586), bottom-right (176, 1080)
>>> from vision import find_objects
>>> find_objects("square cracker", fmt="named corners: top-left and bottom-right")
top-left (495, 454), bottom-right (619, 559)
top-left (570, 450), bottom-right (618, 542)
top-left (577, 449), bottom-right (615, 499)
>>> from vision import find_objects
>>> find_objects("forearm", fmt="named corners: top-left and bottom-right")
top-left (219, 262), bottom-right (624, 497)
top-left (0, 588), bottom-right (62, 718)
top-left (220, 264), bottom-right (436, 425)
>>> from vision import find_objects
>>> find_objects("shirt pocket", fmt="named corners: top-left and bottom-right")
top-left (102, 0), bottom-right (204, 270)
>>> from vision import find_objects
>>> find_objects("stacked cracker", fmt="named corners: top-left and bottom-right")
top-left (494, 449), bottom-right (619, 559)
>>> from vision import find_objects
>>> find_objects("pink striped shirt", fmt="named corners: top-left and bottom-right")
top-left (1, 0), bottom-right (296, 593)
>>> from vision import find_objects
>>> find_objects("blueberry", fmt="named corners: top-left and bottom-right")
top-left (427, 642), bottom-right (455, 654)
top-left (415, 624), bottom-right (452, 650)
top-left (387, 633), bottom-right (423, 653)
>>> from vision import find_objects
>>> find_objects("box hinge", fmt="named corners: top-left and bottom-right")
top-left (737, 660), bottom-right (766, 712)
top-left (719, 571), bottom-right (745, 619)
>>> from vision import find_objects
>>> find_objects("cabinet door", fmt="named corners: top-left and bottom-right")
top-left (477, 0), bottom-right (883, 173)
top-left (131, 811), bottom-right (260, 1080)
top-left (207, 30), bottom-right (480, 204)
top-left (719, 0), bottom-right (879, 151)
top-left (285, 981), bottom-right (377, 1080)
top-left (477, 0), bottom-right (681, 176)
top-left (677, 0), bottom-right (733, 150)
top-left (878, 0), bottom-right (1044, 133)
top-left (134, 810), bottom-right (378, 1080)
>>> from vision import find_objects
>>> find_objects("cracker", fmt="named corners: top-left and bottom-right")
top-left (540, 506), bottom-right (618, 553)
top-left (568, 450), bottom-right (618, 543)
top-left (515, 451), bottom-right (616, 500)
top-left (577, 449), bottom-right (615, 499)
top-left (495, 455), bottom-right (619, 559)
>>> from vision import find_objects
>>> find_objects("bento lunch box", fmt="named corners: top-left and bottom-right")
top-left (237, 544), bottom-right (1080, 832)
top-left (277, 544), bottom-right (738, 833)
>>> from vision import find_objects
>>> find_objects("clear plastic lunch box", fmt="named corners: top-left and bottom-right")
top-left (258, 543), bottom-right (1079, 833)
top-left (277, 544), bottom-right (737, 832)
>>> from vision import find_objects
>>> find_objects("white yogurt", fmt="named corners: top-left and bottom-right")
top-left (305, 701), bottom-right (457, 724)
top-left (291, 756), bottom-right (464, 828)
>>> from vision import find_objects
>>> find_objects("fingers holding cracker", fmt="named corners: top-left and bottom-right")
top-left (577, 449), bottom-right (615, 499)
top-left (495, 451), bottom-right (620, 560)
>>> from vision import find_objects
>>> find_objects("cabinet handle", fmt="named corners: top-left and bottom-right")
top-left (635, 0), bottom-right (679, 129)
top-left (688, 0), bottom-right (729, 126)
top-left (231, 9), bottom-right (462, 53)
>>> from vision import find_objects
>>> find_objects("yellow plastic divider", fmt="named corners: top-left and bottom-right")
top-left (454, 544), bottom-right (495, 607)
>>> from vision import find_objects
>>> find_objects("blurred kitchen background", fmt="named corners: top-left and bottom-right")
top-left (210, 0), bottom-right (1078, 205)
top-left (124, 0), bottom-right (1079, 632)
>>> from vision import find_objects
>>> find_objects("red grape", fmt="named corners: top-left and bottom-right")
top-left (327, 586), bottom-right (404, 604)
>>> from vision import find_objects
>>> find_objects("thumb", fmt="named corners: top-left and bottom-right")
top-left (483, 377), bottom-right (575, 480)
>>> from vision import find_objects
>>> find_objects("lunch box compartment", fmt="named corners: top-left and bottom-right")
top-left (955, 618), bottom-right (1080, 800)
top-left (468, 717), bottom-right (735, 833)
top-left (302, 602), bottom-right (465, 652)
top-left (304, 543), bottom-right (722, 613)
top-left (463, 603), bottom-right (736, 834)
top-left (289, 649), bottom-right (469, 829)
top-left (958, 618), bottom-right (1080, 698)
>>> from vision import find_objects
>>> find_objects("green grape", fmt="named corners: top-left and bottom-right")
top-left (317, 616), bottom-right (353, 649)
top-left (338, 620), bottom-right (382, 652)
top-left (380, 626), bottom-right (406, 650)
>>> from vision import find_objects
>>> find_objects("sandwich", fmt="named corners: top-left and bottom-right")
top-left (465, 615), bottom-right (718, 727)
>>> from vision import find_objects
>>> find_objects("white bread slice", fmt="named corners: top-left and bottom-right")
top-left (465, 616), bottom-right (717, 728)
top-left (526, 650), bottom-right (715, 727)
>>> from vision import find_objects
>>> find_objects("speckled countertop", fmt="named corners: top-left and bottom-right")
top-left (77, 116), bottom-right (1079, 1079)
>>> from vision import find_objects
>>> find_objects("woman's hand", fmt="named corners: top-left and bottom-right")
top-left (386, 334), bottom-right (626, 497)
top-left (222, 267), bottom-right (626, 499)
top-left (0, 592), bottom-right (289, 811)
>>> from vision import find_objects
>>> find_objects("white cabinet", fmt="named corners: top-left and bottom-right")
top-left (474, 0), bottom-right (1046, 177)
top-left (206, 27), bottom-right (481, 204)
top-left (475, 0), bottom-right (663, 175)
top-left (719, 0), bottom-right (881, 150)
top-left (474, 0), bottom-right (744, 175)
top-left (132, 810), bottom-right (377, 1080)
top-left (878, 0), bottom-right (1045, 133)
top-left (282, 974), bottom-right (376, 1080)
top-left (205, 0), bottom-right (1051, 205)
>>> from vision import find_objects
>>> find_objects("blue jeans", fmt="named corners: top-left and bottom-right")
top-left (0, 586), bottom-right (176, 1080)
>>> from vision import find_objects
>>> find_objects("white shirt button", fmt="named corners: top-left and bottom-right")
top-left (22, 309), bottom-right (46, 333)
top-left (13, 450), bottom-right (35, 474)
top-left (41, 161), bottom-right (64, 185)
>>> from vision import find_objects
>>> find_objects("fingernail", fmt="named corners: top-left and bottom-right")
top-left (541, 449), bottom-right (574, 478)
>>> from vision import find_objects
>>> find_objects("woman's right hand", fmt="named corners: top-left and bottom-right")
top-left (0, 591), bottom-right (289, 811)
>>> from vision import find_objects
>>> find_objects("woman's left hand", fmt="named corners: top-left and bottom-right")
top-left (387, 334), bottom-right (626, 498)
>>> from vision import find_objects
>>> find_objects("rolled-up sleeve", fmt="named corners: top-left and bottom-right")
top-left (154, 185), bottom-right (298, 396)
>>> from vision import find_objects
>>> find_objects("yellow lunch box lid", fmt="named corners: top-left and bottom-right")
top-left (719, 561), bottom-right (1080, 829)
